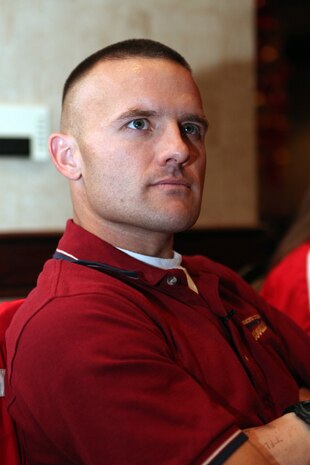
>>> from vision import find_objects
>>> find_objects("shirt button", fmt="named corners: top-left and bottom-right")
top-left (167, 275), bottom-right (178, 286)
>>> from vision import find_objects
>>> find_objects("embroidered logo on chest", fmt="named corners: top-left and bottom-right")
top-left (242, 314), bottom-right (268, 341)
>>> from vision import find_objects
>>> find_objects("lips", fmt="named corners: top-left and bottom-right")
top-left (150, 178), bottom-right (191, 189)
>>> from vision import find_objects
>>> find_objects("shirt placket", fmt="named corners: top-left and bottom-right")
top-left (197, 274), bottom-right (277, 422)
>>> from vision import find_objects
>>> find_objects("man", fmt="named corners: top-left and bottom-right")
top-left (5, 39), bottom-right (310, 465)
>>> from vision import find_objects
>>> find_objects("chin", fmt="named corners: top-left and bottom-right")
top-left (172, 222), bottom-right (197, 233)
top-left (170, 208), bottom-right (200, 232)
top-left (158, 215), bottom-right (199, 234)
top-left (140, 204), bottom-right (200, 233)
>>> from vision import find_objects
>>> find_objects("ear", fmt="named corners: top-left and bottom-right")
top-left (48, 133), bottom-right (82, 180)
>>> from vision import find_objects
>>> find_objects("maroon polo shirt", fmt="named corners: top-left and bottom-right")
top-left (6, 220), bottom-right (310, 465)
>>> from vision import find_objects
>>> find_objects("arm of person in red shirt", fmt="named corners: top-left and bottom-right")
top-left (7, 293), bottom-right (310, 465)
top-left (239, 413), bottom-right (310, 465)
top-left (219, 413), bottom-right (310, 465)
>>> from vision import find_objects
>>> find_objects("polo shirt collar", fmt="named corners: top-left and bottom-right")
top-left (56, 220), bottom-right (184, 286)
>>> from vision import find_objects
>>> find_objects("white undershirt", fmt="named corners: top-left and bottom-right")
top-left (117, 248), bottom-right (199, 293)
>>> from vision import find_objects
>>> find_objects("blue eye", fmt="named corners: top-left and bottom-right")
top-left (182, 123), bottom-right (200, 136)
top-left (127, 119), bottom-right (149, 130)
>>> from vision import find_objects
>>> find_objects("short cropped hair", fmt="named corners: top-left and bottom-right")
top-left (62, 38), bottom-right (191, 105)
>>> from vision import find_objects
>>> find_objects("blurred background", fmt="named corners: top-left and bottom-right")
top-left (257, 0), bottom-right (310, 232)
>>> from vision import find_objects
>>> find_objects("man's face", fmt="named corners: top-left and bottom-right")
top-left (71, 57), bottom-right (207, 238)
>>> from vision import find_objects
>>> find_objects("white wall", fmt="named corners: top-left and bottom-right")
top-left (0, 0), bottom-right (257, 231)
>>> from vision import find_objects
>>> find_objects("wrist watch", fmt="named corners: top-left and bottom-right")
top-left (283, 401), bottom-right (310, 425)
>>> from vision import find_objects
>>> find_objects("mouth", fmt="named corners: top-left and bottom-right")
top-left (150, 178), bottom-right (191, 189)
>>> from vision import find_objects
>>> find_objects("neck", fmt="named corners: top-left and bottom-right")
top-left (73, 213), bottom-right (175, 259)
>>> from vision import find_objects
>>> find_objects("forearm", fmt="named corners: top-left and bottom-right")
top-left (244, 413), bottom-right (310, 465)
top-left (223, 440), bottom-right (276, 465)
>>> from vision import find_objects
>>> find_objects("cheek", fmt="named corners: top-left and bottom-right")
top-left (85, 158), bottom-right (138, 201)
top-left (194, 152), bottom-right (206, 183)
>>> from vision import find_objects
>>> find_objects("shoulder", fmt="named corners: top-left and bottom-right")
top-left (6, 259), bottom-right (167, 369)
top-left (277, 242), bottom-right (310, 269)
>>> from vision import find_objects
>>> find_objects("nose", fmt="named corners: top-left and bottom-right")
top-left (157, 123), bottom-right (190, 167)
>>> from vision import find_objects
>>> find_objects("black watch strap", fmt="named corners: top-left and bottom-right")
top-left (283, 401), bottom-right (310, 425)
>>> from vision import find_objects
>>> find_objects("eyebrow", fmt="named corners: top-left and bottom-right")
top-left (117, 108), bottom-right (158, 120)
top-left (116, 108), bottom-right (209, 130)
